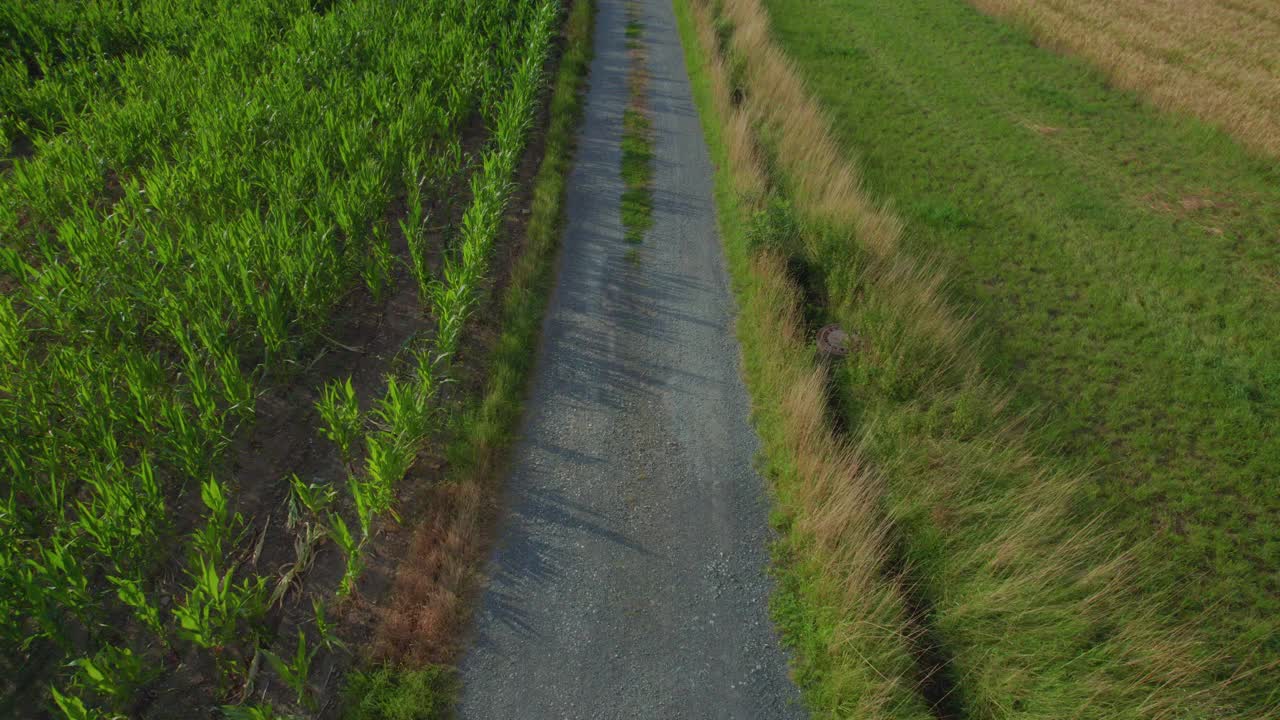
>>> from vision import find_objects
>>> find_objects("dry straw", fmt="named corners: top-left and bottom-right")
top-left (970, 0), bottom-right (1280, 158)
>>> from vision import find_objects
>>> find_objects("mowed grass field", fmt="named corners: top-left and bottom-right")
top-left (756, 0), bottom-right (1279, 709)
top-left (969, 0), bottom-right (1280, 158)
top-left (0, 0), bottom-right (563, 716)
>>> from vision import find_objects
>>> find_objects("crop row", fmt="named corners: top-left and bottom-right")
top-left (314, 0), bottom-right (559, 641)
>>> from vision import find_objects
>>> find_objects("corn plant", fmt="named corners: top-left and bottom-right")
top-left (66, 644), bottom-right (156, 714)
top-left (326, 512), bottom-right (363, 600)
top-left (316, 378), bottom-right (362, 463)
top-left (400, 181), bottom-right (432, 306)
top-left (107, 576), bottom-right (167, 647)
top-left (190, 476), bottom-right (240, 563)
top-left (49, 686), bottom-right (123, 720)
top-left (23, 536), bottom-right (93, 650)
top-left (261, 629), bottom-right (316, 710)
top-left (361, 224), bottom-right (395, 303)
top-left (172, 555), bottom-right (266, 687)
top-left (372, 374), bottom-right (430, 443)
top-left (347, 473), bottom-right (375, 541)
top-left (0, 0), bottom-right (563, 706)
top-left (312, 598), bottom-right (346, 653)
top-left (286, 475), bottom-right (337, 528)
top-left (362, 434), bottom-right (413, 523)
top-left (269, 521), bottom-right (326, 609)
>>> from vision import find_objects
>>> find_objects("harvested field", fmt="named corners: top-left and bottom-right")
top-left (968, 0), bottom-right (1280, 157)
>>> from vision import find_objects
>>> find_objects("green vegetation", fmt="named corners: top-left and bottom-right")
top-left (341, 0), bottom-right (595, 711)
top-left (0, 2), bottom-right (264, 155)
top-left (341, 666), bottom-right (456, 720)
top-left (620, 11), bottom-right (654, 245)
top-left (621, 108), bottom-right (654, 244)
top-left (677, 0), bottom-right (1278, 716)
top-left (440, 0), bottom-right (597, 475)
top-left (0, 0), bottom-right (561, 716)
top-left (761, 0), bottom-right (1280, 700)
top-left (671, 3), bottom-right (932, 718)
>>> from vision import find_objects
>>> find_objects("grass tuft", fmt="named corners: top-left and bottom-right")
top-left (340, 666), bottom-right (456, 720)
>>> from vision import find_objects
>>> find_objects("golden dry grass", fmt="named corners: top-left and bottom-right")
top-left (969, 0), bottom-right (1280, 158)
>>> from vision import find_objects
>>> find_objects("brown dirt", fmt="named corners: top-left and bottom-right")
top-left (0, 131), bottom-right (35, 175)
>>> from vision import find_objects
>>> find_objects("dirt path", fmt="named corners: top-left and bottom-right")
top-left (455, 0), bottom-right (805, 717)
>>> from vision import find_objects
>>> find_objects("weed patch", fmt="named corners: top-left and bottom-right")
top-left (620, 5), bottom-right (655, 246)
top-left (341, 666), bottom-right (455, 720)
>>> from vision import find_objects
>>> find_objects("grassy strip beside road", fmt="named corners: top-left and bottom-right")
top-left (762, 0), bottom-right (1280, 708)
top-left (673, 2), bottom-right (932, 717)
top-left (679, 0), bottom-right (1277, 716)
top-left (341, 0), bottom-right (596, 716)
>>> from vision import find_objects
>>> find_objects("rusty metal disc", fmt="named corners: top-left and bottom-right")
top-left (817, 324), bottom-right (853, 357)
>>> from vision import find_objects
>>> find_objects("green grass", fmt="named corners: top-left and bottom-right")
top-left (620, 13), bottom-right (653, 246)
top-left (341, 666), bottom-right (456, 720)
top-left (625, 16), bottom-right (644, 45)
top-left (620, 108), bottom-right (654, 244)
top-left (758, 0), bottom-right (1280, 707)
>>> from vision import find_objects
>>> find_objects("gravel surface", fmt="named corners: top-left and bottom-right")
top-left (456, 0), bottom-right (805, 717)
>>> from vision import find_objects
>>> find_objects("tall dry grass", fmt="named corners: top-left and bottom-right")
top-left (686, 0), bottom-right (1277, 715)
top-left (969, 0), bottom-right (1280, 158)
top-left (690, 6), bottom-right (932, 718)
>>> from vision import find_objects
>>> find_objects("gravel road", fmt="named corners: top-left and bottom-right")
top-left (455, 0), bottom-right (805, 717)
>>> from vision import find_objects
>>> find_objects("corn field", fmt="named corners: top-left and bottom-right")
top-left (0, 0), bottom-right (560, 716)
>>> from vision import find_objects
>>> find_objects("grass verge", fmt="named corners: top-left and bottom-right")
top-left (337, 0), bottom-right (595, 714)
top-left (676, 0), bottom-right (1277, 717)
top-left (672, 2), bottom-right (931, 718)
top-left (760, 0), bottom-right (1280, 708)
top-left (340, 667), bottom-right (456, 720)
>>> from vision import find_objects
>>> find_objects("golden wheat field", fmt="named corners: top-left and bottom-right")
top-left (969, 0), bottom-right (1280, 157)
